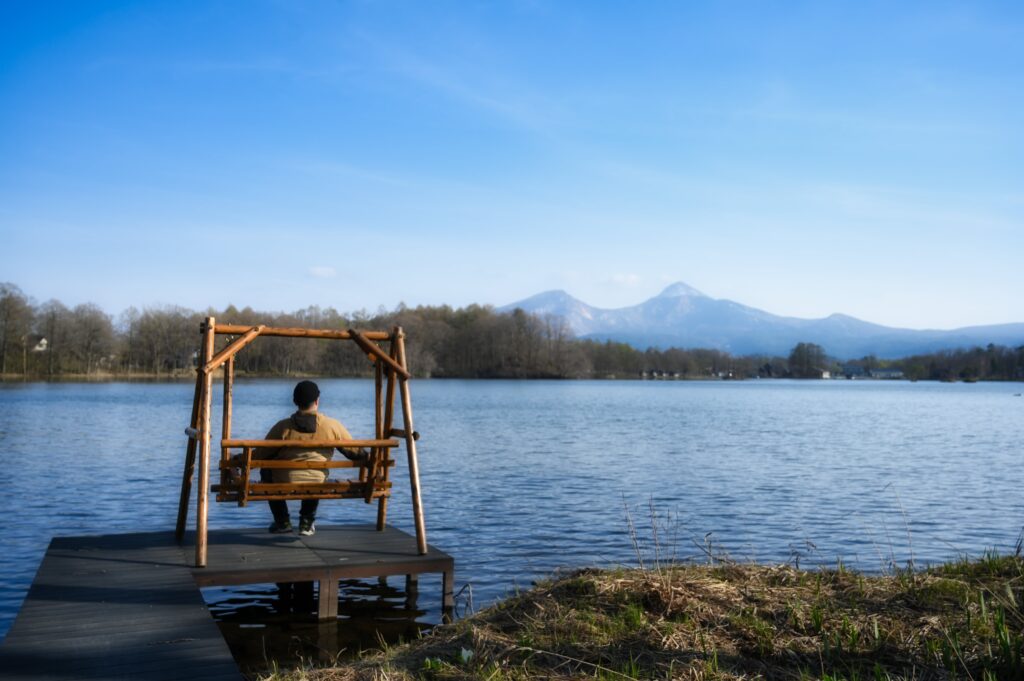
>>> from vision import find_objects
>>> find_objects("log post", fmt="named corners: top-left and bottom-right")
top-left (221, 356), bottom-right (234, 486)
top-left (376, 332), bottom-right (400, 530)
top-left (404, 574), bottom-right (419, 612)
top-left (239, 447), bottom-right (252, 508)
top-left (175, 366), bottom-right (205, 543)
top-left (195, 316), bottom-right (216, 567)
top-left (442, 569), bottom-right (455, 622)
top-left (395, 328), bottom-right (427, 554)
top-left (363, 358), bottom-right (382, 488)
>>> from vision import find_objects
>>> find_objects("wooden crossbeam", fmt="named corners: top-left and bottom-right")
top-left (213, 324), bottom-right (391, 340)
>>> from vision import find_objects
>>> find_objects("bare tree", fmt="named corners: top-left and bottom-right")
top-left (37, 299), bottom-right (71, 376)
top-left (117, 307), bottom-right (141, 373)
top-left (0, 283), bottom-right (33, 374)
top-left (69, 304), bottom-right (114, 374)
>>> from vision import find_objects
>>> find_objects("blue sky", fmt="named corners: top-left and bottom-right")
top-left (1, 1), bottom-right (1021, 329)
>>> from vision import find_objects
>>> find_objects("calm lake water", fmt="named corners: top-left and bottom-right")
top-left (1, 379), bottom-right (1022, 660)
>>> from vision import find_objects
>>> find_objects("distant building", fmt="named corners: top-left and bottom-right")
top-left (869, 368), bottom-right (904, 380)
top-left (841, 365), bottom-right (866, 379)
top-left (29, 335), bottom-right (48, 352)
top-left (821, 370), bottom-right (831, 379)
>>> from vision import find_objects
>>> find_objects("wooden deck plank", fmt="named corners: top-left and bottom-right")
top-left (186, 524), bottom-right (453, 584)
top-left (187, 527), bottom-right (333, 586)
top-left (0, 525), bottom-right (454, 680)
top-left (301, 524), bottom-right (454, 580)
top-left (0, 531), bottom-right (243, 681)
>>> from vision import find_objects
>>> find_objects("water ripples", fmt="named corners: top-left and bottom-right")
top-left (1, 378), bottom-right (1023, 640)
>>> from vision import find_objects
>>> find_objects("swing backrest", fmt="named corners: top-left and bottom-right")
top-left (213, 438), bottom-right (398, 506)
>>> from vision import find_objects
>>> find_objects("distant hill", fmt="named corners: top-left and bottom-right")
top-left (499, 283), bottom-right (1024, 359)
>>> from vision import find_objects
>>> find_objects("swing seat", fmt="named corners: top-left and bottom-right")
top-left (213, 439), bottom-right (399, 506)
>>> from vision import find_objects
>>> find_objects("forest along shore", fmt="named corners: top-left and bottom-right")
top-left (2, 283), bottom-right (1023, 381)
top-left (264, 555), bottom-right (1024, 681)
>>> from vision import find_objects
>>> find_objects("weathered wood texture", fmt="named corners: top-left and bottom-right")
top-left (0, 525), bottom-right (455, 678)
top-left (228, 459), bottom-right (394, 469)
top-left (222, 438), bottom-right (398, 448)
top-left (396, 332), bottom-right (428, 555)
top-left (377, 331), bottom-right (401, 526)
top-left (0, 532), bottom-right (242, 680)
top-left (196, 316), bottom-right (217, 567)
top-left (205, 325), bottom-right (263, 372)
top-left (348, 329), bottom-right (411, 379)
top-left (222, 356), bottom-right (234, 441)
top-left (213, 324), bottom-right (391, 341)
top-left (190, 524), bottom-right (452, 587)
top-left (175, 368), bottom-right (205, 542)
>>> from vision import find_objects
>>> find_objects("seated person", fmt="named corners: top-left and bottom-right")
top-left (253, 380), bottom-right (365, 536)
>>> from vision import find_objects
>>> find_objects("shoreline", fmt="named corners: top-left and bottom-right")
top-left (264, 556), bottom-right (1024, 680)
top-left (2, 373), bottom-right (1022, 384)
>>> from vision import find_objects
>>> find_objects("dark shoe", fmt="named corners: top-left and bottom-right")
top-left (298, 517), bottom-right (316, 536)
top-left (268, 520), bottom-right (293, 534)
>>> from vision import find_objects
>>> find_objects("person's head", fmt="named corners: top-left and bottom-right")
top-left (293, 380), bottom-right (320, 412)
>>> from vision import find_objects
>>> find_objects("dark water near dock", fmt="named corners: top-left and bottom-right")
top-left (205, 578), bottom-right (431, 675)
top-left (1, 379), bottom-right (1022, 667)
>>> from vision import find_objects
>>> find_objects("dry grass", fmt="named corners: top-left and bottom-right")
top-left (262, 555), bottom-right (1024, 681)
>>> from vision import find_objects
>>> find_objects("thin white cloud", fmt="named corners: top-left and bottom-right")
top-left (309, 266), bottom-right (337, 279)
top-left (356, 31), bottom-right (563, 137)
top-left (288, 158), bottom-right (408, 187)
top-left (609, 273), bottom-right (642, 287)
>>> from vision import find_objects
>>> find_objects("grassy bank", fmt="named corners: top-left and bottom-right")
top-left (263, 555), bottom-right (1023, 681)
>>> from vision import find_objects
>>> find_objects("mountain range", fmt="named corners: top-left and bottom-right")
top-left (499, 283), bottom-right (1024, 359)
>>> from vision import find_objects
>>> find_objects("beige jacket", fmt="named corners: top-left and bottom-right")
top-left (253, 411), bottom-right (356, 484)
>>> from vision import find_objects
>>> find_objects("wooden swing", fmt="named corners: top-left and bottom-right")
top-left (174, 317), bottom-right (427, 568)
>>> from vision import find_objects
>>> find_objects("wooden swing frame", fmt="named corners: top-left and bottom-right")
top-left (174, 317), bottom-right (427, 568)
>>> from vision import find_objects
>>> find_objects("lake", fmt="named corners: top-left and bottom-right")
top-left (1, 379), bottom-right (1022, 652)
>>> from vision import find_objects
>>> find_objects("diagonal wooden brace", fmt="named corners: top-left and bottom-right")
top-left (205, 325), bottom-right (264, 373)
top-left (348, 329), bottom-right (411, 379)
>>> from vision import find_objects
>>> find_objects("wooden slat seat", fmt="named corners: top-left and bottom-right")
top-left (215, 484), bottom-right (393, 502)
top-left (215, 442), bottom-right (396, 506)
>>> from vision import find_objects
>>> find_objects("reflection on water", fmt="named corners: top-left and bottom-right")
top-left (205, 577), bottom-right (432, 677)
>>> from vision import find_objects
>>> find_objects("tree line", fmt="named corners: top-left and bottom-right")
top-left (895, 345), bottom-right (1024, 382)
top-left (2, 282), bottom-right (1022, 381)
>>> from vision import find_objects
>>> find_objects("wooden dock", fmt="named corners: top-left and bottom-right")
top-left (0, 524), bottom-right (455, 680)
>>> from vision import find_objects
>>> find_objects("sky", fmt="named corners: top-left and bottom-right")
top-left (1, 1), bottom-right (1022, 330)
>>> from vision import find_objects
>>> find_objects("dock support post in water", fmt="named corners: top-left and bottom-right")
top-left (318, 575), bottom-right (339, 620)
top-left (442, 568), bottom-right (455, 620)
